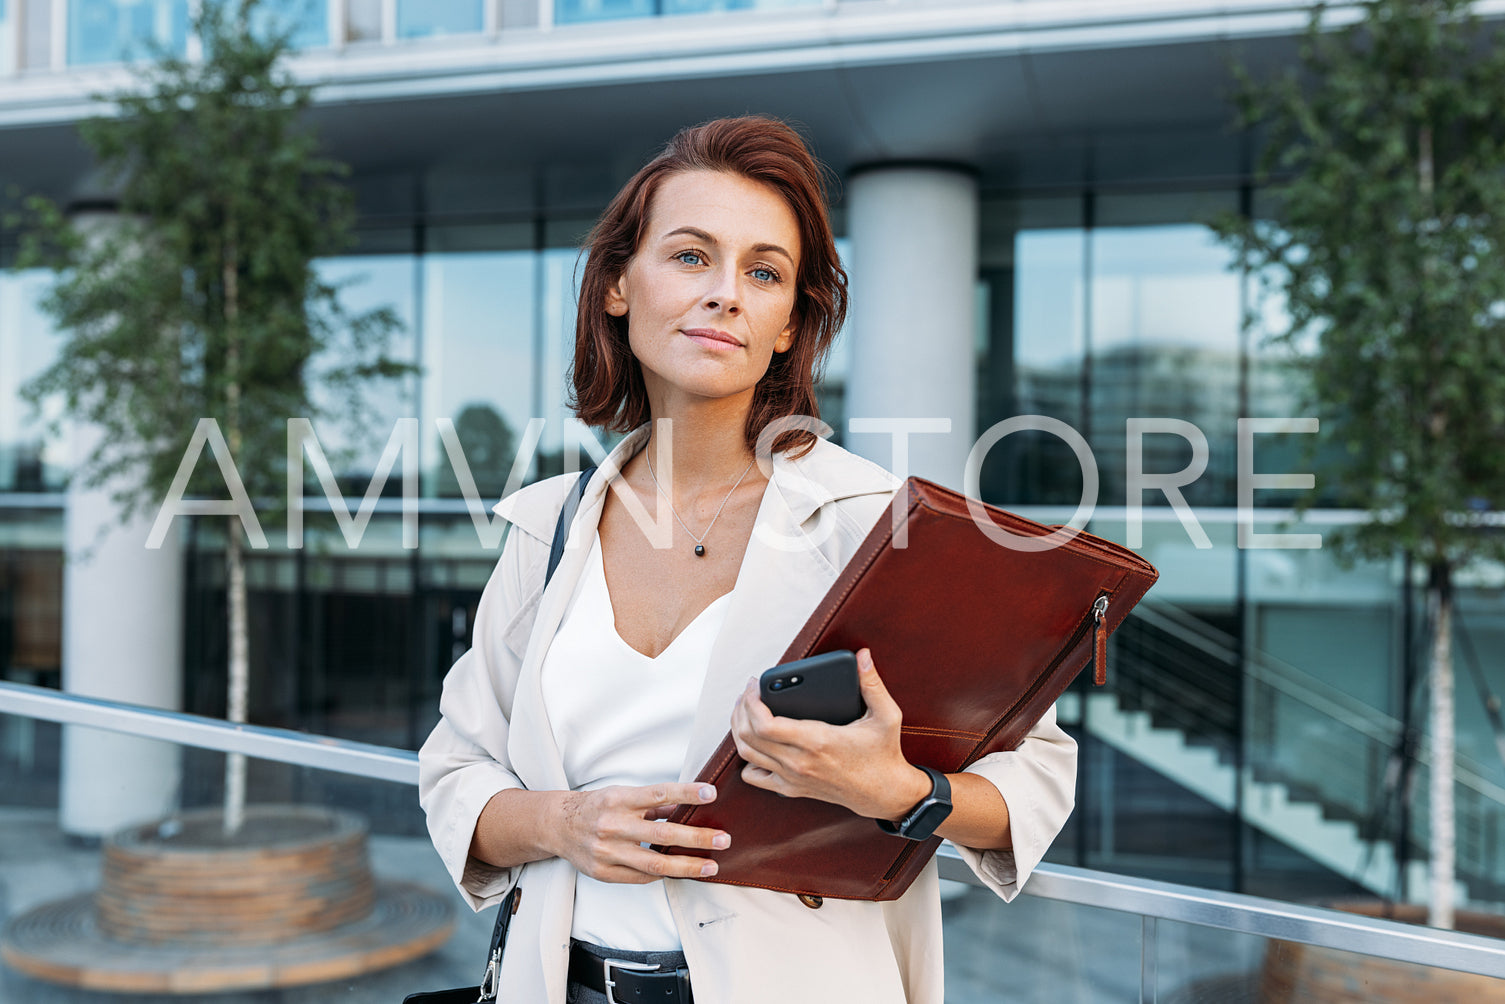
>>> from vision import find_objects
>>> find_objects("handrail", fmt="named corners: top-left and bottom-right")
top-left (5, 679), bottom-right (1505, 979)
top-left (0, 680), bottom-right (417, 785)
top-left (935, 856), bottom-right (1505, 979)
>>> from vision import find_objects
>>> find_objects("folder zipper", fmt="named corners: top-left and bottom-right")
top-left (1091, 594), bottom-right (1110, 686)
top-left (963, 590), bottom-right (1112, 771)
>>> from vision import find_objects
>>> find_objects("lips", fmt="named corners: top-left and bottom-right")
top-left (682, 328), bottom-right (742, 348)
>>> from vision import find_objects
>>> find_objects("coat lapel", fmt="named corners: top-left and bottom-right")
top-left (504, 428), bottom-right (649, 795)
top-left (680, 439), bottom-right (899, 779)
top-left (681, 470), bottom-right (839, 779)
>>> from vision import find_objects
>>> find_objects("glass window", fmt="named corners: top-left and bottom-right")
top-left (814, 236), bottom-right (853, 445)
top-left (664, 0), bottom-right (819, 12)
top-left (554, 0), bottom-right (654, 25)
top-left (1, 0), bottom-right (14, 75)
top-left (1090, 192), bottom-right (1241, 510)
top-left (306, 255), bottom-right (418, 485)
top-left (976, 196), bottom-right (1086, 507)
top-left (499, 0), bottom-right (538, 29)
top-left (396, 0), bottom-right (482, 39)
top-left (0, 270), bottom-right (67, 492)
top-left (537, 243), bottom-right (596, 478)
top-left (67, 0), bottom-right (189, 66)
top-left (1244, 191), bottom-right (1339, 507)
top-left (344, 0), bottom-right (382, 41)
top-left (421, 225), bottom-right (537, 499)
top-left (22, 0), bottom-right (51, 69)
top-left (252, 0), bottom-right (328, 50)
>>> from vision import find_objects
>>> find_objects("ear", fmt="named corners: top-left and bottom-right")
top-left (773, 317), bottom-right (796, 354)
top-left (604, 276), bottom-right (629, 317)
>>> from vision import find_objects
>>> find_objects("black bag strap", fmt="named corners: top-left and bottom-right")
top-left (475, 465), bottom-right (596, 1001)
top-left (547, 466), bottom-right (597, 584)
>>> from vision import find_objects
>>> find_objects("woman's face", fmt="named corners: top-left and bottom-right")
top-left (606, 169), bottom-right (801, 411)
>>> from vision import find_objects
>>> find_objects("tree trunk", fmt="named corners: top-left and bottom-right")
top-left (223, 521), bottom-right (249, 835)
top-left (221, 233), bottom-right (249, 836)
top-left (1427, 561), bottom-right (1455, 929)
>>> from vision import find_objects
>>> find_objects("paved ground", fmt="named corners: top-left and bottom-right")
top-left (0, 807), bottom-right (1261, 1002)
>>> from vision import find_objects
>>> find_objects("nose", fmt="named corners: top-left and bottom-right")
top-left (704, 265), bottom-right (741, 315)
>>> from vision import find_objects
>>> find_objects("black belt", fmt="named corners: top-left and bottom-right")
top-left (567, 942), bottom-right (693, 1004)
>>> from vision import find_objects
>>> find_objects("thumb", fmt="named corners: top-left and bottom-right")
top-left (856, 648), bottom-right (900, 718)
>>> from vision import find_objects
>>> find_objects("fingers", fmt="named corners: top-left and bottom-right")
top-left (565, 783), bottom-right (728, 885)
top-left (855, 648), bottom-right (902, 725)
top-left (607, 846), bottom-right (723, 883)
top-left (735, 677), bottom-right (817, 748)
top-left (614, 781), bottom-right (718, 812)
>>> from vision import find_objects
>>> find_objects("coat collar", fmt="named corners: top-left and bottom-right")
top-left (497, 423), bottom-right (899, 791)
top-left (492, 424), bottom-right (898, 542)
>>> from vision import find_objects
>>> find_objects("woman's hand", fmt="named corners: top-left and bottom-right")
top-left (731, 648), bottom-right (931, 822)
top-left (549, 782), bottom-right (730, 884)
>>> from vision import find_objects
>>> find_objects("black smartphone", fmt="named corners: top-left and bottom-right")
top-left (759, 650), bottom-right (865, 725)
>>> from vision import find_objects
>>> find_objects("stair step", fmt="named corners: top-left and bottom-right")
top-left (1081, 692), bottom-right (1478, 902)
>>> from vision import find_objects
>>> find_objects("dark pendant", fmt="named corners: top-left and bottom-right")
top-left (694, 544), bottom-right (706, 557)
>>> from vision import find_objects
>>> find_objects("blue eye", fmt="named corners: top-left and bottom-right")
top-left (676, 251), bottom-right (705, 266)
top-left (752, 267), bottom-right (780, 283)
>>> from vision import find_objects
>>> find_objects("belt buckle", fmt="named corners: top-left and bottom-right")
top-left (603, 958), bottom-right (660, 1004)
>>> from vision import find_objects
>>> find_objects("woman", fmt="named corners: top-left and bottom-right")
top-left (419, 115), bottom-right (1077, 1004)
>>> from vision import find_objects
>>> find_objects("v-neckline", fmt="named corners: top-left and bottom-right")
top-left (591, 533), bottom-right (732, 662)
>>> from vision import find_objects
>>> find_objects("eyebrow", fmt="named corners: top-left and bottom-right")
top-left (661, 226), bottom-right (795, 264)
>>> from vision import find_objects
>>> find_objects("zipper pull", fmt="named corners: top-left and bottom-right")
top-left (1091, 595), bottom-right (1109, 686)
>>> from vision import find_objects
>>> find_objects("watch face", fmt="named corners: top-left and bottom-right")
top-left (907, 798), bottom-right (953, 841)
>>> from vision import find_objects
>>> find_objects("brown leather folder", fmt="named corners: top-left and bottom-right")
top-left (659, 477), bottom-right (1158, 901)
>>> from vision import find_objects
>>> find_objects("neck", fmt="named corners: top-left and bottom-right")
top-left (641, 396), bottom-right (758, 492)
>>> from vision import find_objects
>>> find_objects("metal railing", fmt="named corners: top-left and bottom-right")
top-left (4, 678), bottom-right (1505, 983)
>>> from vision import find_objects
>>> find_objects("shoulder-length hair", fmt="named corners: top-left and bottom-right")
top-left (572, 116), bottom-right (847, 457)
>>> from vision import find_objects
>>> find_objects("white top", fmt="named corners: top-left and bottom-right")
top-left (539, 531), bottom-right (732, 951)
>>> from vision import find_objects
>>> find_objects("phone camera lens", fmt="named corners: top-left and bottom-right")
top-left (788, 675), bottom-right (802, 686)
top-left (769, 680), bottom-right (785, 691)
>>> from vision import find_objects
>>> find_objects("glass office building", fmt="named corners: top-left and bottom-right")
top-left (3, 0), bottom-right (1505, 915)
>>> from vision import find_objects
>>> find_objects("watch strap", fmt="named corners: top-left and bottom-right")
top-left (876, 765), bottom-right (952, 841)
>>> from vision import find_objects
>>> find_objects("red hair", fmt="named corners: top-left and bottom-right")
top-left (571, 116), bottom-right (847, 456)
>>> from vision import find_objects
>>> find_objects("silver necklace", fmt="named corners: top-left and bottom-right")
top-left (644, 452), bottom-right (757, 557)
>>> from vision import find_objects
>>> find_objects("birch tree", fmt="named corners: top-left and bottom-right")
top-left (16, 0), bottom-right (411, 834)
top-left (1219, 0), bottom-right (1505, 928)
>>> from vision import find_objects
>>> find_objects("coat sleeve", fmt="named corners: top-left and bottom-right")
top-left (418, 524), bottom-right (545, 912)
top-left (951, 703), bottom-right (1078, 902)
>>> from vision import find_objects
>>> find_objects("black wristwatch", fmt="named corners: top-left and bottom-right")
top-left (876, 765), bottom-right (953, 841)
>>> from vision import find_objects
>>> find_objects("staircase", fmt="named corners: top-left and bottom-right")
top-left (1074, 602), bottom-right (1505, 905)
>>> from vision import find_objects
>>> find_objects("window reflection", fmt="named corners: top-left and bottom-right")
top-left (977, 197), bottom-right (1086, 506)
top-left (538, 244), bottom-right (599, 477)
top-left (554, 0), bottom-right (654, 24)
top-left (814, 237), bottom-right (853, 445)
top-left (0, 271), bottom-right (67, 493)
top-left (0, 0), bottom-right (14, 74)
top-left (253, 0), bottom-right (328, 49)
top-left (344, 0), bottom-right (382, 41)
top-left (307, 255), bottom-right (418, 485)
top-left (67, 0), bottom-right (188, 66)
top-left (1090, 215), bottom-right (1241, 509)
top-left (22, 0), bottom-right (51, 69)
top-left (555, 0), bottom-right (818, 23)
top-left (421, 226), bottom-right (536, 499)
top-left (397, 0), bottom-right (482, 39)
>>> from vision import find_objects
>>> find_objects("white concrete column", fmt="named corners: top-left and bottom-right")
top-left (844, 166), bottom-right (979, 489)
top-left (59, 210), bottom-right (183, 838)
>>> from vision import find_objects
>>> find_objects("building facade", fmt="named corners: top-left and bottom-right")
top-left (3, 0), bottom-right (1505, 907)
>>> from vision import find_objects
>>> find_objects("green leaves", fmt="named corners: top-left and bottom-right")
top-left (17, 0), bottom-right (413, 524)
top-left (1220, 0), bottom-right (1505, 570)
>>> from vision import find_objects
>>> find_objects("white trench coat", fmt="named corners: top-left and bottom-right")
top-left (419, 426), bottom-right (1078, 1004)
